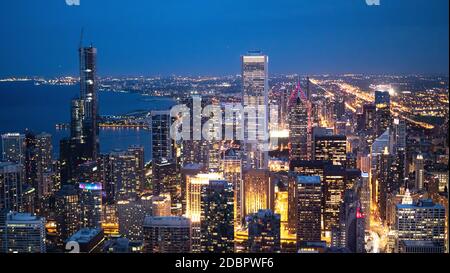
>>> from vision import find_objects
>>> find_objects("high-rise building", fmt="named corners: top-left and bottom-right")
top-left (289, 95), bottom-right (309, 162)
top-left (4, 212), bottom-right (46, 253)
top-left (396, 199), bottom-right (445, 252)
top-left (150, 194), bottom-right (171, 217)
top-left (66, 228), bottom-right (104, 253)
top-left (200, 180), bottom-right (234, 253)
top-left (152, 159), bottom-right (180, 208)
top-left (332, 190), bottom-right (365, 253)
top-left (1, 133), bottom-right (25, 164)
top-left (151, 110), bottom-right (174, 161)
top-left (323, 165), bottom-right (346, 233)
top-left (296, 176), bottom-right (322, 244)
top-left (314, 135), bottom-right (347, 166)
top-left (414, 154), bottom-right (424, 191)
top-left (375, 91), bottom-right (392, 138)
top-left (243, 169), bottom-right (274, 216)
top-left (143, 216), bottom-right (191, 253)
top-left (78, 182), bottom-right (102, 228)
top-left (247, 209), bottom-right (281, 253)
top-left (222, 149), bottom-right (243, 227)
top-left (241, 51), bottom-right (269, 170)
top-left (109, 149), bottom-right (142, 200)
top-left (116, 197), bottom-right (151, 242)
top-left (55, 185), bottom-right (80, 244)
top-left (79, 46), bottom-right (99, 161)
top-left (185, 172), bottom-right (223, 252)
top-left (0, 162), bottom-right (23, 212)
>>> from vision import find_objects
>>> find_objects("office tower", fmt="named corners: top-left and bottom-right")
top-left (185, 172), bottom-right (223, 252)
top-left (67, 228), bottom-right (104, 253)
top-left (414, 154), bottom-right (424, 191)
top-left (152, 159), bottom-right (181, 215)
top-left (24, 131), bottom-right (38, 188)
top-left (4, 212), bottom-right (46, 253)
top-left (109, 149), bottom-right (142, 200)
top-left (358, 173), bottom-right (371, 230)
top-left (333, 190), bottom-right (366, 253)
top-left (289, 95), bottom-right (309, 162)
top-left (296, 176), bottom-right (322, 244)
top-left (247, 209), bottom-right (281, 253)
top-left (0, 162), bottom-right (23, 212)
top-left (143, 216), bottom-right (191, 253)
top-left (334, 98), bottom-right (346, 121)
top-left (200, 180), bottom-right (234, 253)
top-left (180, 163), bottom-right (205, 215)
top-left (1, 133), bottom-right (25, 164)
top-left (243, 169), bottom-right (274, 216)
top-left (396, 199), bottom-right (445, 252)
top-left (70, 98), bottom-right (85, 141)
top-left (241, 51), bottom-right (269, 170)
top-left (222, 149), bottom-right (243, 227)
top-left (314, 135), bottom-right (347, 165)
top-left (376, 148), bottom-right (400, 222)
top-left (274, 186), bottom-right (290, 243)
top-left (150, 194), bottom-right (171, 216)
top-left (323, 165), bottom-right (346, 233)
top-left (116, 197), bottom-right (151, 242)
top-left (362, 104), bottom-right (376, 132)
top-left (78, 182), bottom-right (102, 228)
top-left (79, 46), bottom-right (99, 161)
top-left (127, 146), bottom-right (145, 192)
top-left (375, 91), bottom-right (392, 138)
top-left (151, 110), bottom-right (174, 161)
top-left (55, 185), bottom-right (80, 244)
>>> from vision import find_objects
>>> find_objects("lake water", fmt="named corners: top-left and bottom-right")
top-left (0, 81), bottom-right (175, 162)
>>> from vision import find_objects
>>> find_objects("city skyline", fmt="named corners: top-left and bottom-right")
top-left (1, 0), bottom-right (448, 260)
top-left (0, 0), bottom-right (449, 77)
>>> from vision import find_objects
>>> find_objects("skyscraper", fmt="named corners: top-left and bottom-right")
top-left (151, 110), bottom-right (174, 161)
top-left (222, 149), bottom-right (243, 227)
top-left (247, 209), bottom-right (281, 253)
top-left (289, 95), bottom-right (309, 162)
top-left (1, 133), bottom-right (25, 164)
top-left (314, 135), bottom-right (347, 166)
top-left (79, 46), bottom-right (99, 161)
top-left (200, 180), bottom-right (234, 253)
top-left (243, 169), bottom-right (274, 216)
top-left (4, 212), bottom-right (46, 253)
top-left (242, 51), bottom-right (269, 170)
top-left (396, 199), bottom-right (445, 252)
top-left (375, 91), bottom-right (392, 138)
top-left (55, 185), bottom-right (80, 245)
top-left (296, 176), bottom-right (322, 244)
top-left (143, 216), bottom-right (191, 253)
top-left (0, 162), bottom-right (23, 212)
top-left (414, 154), bottom-right (424, 191)
top-left (79, 182), bottom-right (103, 228)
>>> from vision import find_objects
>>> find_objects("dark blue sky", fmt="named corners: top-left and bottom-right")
top-left (0, 0), bottom-right (448, 77)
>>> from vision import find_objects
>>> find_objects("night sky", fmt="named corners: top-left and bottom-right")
top-left (0, 0), bottom-right (448, 77)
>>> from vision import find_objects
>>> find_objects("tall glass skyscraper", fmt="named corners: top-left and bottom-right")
top-left (241, 51), bottom-right (269, 170)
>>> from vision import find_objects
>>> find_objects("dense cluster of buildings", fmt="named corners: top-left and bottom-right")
top-left (0, 46), bottom-right (448, 254)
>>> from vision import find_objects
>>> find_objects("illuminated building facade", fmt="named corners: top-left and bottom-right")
top-left (296, 176), bottom-right (322, 244)
top-left (143, 216), bottom-right (191, 253)
top-left (222, 149), bottom-right (243, 227)
top-left (1, 133), bottom-right (25, 164)
top-left (241, 51), bottom-right (269, 170)
top-left (247, 209), bottom-right (281, 253)
top-left (4, 212), bottom-right (46, 253)
top-left (289, 96), bottom-right (309, 162)
top-left (55, 185), bottom-right (80, 244)
top-left (314, 135), bottom-right (347, 166)
top-left (79, 182), bottom-right (103, 228)
top-left (0, 162), bottom-right (23, 212)
top-left (200, 180), bottom-right (234, 253)
top-left (396, 199), bottom-right (445, 252)
top-left (243, 169), bottom-right (274, 216)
